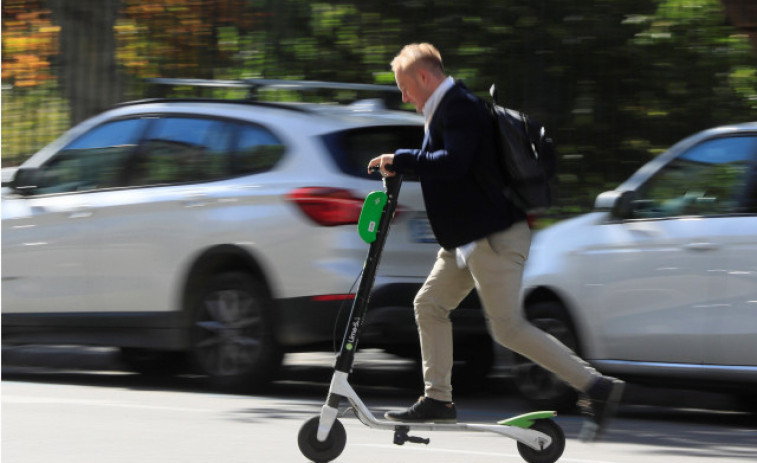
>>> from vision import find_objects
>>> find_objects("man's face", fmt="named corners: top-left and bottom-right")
top-left (395, 67), bottom-right (430, 113)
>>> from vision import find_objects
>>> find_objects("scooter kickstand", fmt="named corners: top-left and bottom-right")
top-left (393, 426), bottom-right (430, 446)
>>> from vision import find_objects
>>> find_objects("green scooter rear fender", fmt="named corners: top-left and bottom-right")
top-left (498, 411), bottom-right (557, 429)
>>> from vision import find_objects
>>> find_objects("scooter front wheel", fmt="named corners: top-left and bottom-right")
top-left (517, 419), bottom-right (565, 463)
top-left (298, 416), bottom-right (347, 463)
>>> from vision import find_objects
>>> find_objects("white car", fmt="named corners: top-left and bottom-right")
top-left (1, 81), bottom-right (493, 391)
top-left (515, 123), bottom-right (757, 410)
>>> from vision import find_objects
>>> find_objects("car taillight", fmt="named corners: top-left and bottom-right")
top-left (287, 187), bottom-right (364, 226)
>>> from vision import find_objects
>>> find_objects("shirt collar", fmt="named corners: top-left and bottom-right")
top-left (422, 76), bottom-right (455, 131)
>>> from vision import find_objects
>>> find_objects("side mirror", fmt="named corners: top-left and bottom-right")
top-left (8, 167), bottom-right (41, 195)
top-left (594, 190), bottom-right (637, 220)
top-left (612, 190), bottom-right (637, 219)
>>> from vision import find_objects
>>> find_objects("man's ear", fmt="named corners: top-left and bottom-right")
top-left (416, 67), bottom-right (429, 86)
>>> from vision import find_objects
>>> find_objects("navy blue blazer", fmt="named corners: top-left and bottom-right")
top-left (392, 81), bottom-right (526, 249)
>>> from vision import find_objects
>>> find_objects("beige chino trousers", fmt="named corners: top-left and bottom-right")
top-left (414, 221), bottom-right (600, 402)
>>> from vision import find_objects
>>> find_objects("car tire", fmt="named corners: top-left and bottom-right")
top-left (190, 271), bottom-right (282, 392)
top-left (511, 302), bottom-right (579, 412)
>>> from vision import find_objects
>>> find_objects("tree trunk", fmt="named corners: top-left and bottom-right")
top-left (47, 0), bottom-right (122, 124)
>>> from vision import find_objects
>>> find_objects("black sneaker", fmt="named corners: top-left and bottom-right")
top-left (578, 376), bottom-right (625, 442)
top-left (384, 396), bottom-right (457, 424)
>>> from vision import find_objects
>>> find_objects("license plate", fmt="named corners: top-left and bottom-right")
top-left (408, 216), bottom-right (436, 243)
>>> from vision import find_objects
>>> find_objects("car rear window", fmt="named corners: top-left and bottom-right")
top-left (322, 125), bottom-right (424, 180)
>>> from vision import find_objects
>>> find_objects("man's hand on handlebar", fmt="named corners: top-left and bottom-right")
top-left (367, 154), bottom-right (396, 177)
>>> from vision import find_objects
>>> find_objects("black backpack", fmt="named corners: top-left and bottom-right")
top-left (481, 84), bottom-right (556, 213)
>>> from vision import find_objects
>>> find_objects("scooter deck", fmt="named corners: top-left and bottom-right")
top-left (353, 411), bottom-right (557, 451)
top-left (353, 410), bottom-right (557, 432)
top-left (324, 371), bottom-right (556, 452)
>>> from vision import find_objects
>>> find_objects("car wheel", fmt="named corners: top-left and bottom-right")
top-left (191, 271), bottom-right (282, 392)
top-left (511, 302), bottom-right (579, 412)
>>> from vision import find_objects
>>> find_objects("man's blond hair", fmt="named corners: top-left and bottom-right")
top-left (391, 43), bottom-right (445, 75)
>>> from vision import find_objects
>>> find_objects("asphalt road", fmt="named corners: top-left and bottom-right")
top-left (2, 346), bottom-right (756, 463)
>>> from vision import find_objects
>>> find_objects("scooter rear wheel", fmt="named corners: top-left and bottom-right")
top-left (516, 419), bottom-right (565, 463)
top-left (298, 416), bottom-right (347, 463)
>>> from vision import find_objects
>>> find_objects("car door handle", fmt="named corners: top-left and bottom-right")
top-left (684, 242), bottom-right (720, 252)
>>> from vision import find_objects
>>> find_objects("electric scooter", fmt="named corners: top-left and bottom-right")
top-left (298, 168), bottom-right (566, 463)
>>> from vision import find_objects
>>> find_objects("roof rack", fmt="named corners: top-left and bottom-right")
top-left (145, 78), bottom-right (400, 105)
top-left (114, 97), bottom-right (314, 114)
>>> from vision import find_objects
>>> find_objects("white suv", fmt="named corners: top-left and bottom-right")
top-left (2, 81), bottom-right (493, 391)
top-left (515, 123), bottom-right (757, 410)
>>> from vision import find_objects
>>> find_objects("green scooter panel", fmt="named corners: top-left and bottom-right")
top-left (358, 191), bottom-right (388, 243)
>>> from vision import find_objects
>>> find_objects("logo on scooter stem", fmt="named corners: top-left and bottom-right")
top-left (346, 317), bottom-right (361, 350)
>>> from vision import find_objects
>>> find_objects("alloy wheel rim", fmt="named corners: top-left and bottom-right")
top-left (195, 288), bottom-right (264, 376)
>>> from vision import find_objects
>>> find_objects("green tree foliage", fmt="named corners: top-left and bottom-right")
top-left (1, 0), bottom-right (68, 164)
top-left (2, 0), bottom-right (755, 215)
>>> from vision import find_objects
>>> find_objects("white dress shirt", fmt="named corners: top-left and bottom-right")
top-left (422, 76), bottom-right (455, 132)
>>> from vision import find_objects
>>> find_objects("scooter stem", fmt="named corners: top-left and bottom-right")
top-left (334, 174), bottom-right (403, 374)
top-left (318, 174), bottom-right (403, 442)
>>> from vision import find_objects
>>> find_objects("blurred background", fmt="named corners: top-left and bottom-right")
top-left (2, 0), bottom-right (756, 220)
